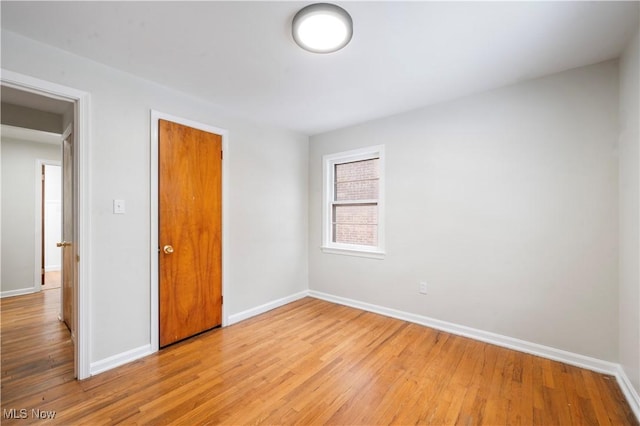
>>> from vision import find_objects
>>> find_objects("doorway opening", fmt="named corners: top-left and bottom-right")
top-left (43, 163), bottom-right (62, 288)
top-left (1, 70), bottom-right (91, 379)
top-left (41, 161), bottom-right (63, 290)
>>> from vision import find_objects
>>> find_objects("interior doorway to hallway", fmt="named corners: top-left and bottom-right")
top-left (42, 162), bottom-right (63, 289)
top-left (1, 70), bottom-right (90, 379)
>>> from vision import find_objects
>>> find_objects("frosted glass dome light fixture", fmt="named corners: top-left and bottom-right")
top-left (292, 3), bottom-right (353, 53)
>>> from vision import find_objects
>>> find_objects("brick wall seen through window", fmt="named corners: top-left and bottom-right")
top-left (332, 158), bottom-right (379, 246)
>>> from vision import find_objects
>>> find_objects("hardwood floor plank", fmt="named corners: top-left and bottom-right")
top-left (2, 293), bottom-right (637, 425)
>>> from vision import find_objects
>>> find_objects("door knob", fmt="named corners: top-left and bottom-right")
top-left (163, 245), bottom-right (174, 254)
top-left (56, 241), bottom-right (71, 247)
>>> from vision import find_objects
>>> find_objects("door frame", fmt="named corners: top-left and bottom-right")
top-left (150, 110), bottom-right (229, 352)
top-left (34, 158), bottom-right (62, 293)
top-left (1, 69), bottom-right (92, 380)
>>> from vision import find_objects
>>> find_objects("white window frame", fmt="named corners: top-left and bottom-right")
top-left (322, 145), bottom-right (385, 259)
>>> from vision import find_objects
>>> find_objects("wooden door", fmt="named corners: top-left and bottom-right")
top-left (41, 165), bottom-right (45, 286)
top-left (61, 131), bottom-right (74, 333)
top-left (159, 120), bottom-right (222, 347)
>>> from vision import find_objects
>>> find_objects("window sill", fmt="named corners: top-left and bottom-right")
top-left (321, 246), bottom-right (385, 260)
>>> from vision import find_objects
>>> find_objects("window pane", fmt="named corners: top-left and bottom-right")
top-left (334, 158), bottom-right (379, 201)
top-left (333, 224), bottom-right (378, 246)
top-left (332, 203), bottom-right (378, 246)
top-left (335, 180), bottom-right (378, 201)
top-left (333, 204), bottom-right (378, 225)
top-left (335, 158), bottom-right (379, 182)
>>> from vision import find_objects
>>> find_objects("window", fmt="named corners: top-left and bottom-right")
top-left (322, 145), bottom-right (385, 258)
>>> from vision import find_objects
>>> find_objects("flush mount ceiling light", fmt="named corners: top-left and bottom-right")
top-left (292, 3), bottom-right (353, 53)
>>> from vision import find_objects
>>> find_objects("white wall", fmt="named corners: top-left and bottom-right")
top-left (44, 164), bottom-right (62, 271)
top-left (619, 29), bottom-right (640, 395)
top-left (1, 30), bottom-right (309, 364)
top-left (1, 138), bottom-right (61, 293)
top-left (310, 61), bottom-right (619, 361)
top-left (1, 103), bottom-right (64, 134)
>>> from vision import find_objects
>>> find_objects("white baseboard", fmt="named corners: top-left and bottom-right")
top-left (83, 289), bottom-right (640, 422)
top-left (89, 291), bottom-right (307, 377)
top-left (1, 287), bottom-right (35, 298)
top-left (45, 266), bottom-right (61, 272)
top-left (311, 290), bottom-right (640, 422)
top-left (308, 291), bottom-right (619, 375)
top-left (228, 290), bottom-right (309, 326)
top-left (90, 344), bottom-right (154, 376)
top-left (615, 365), bottom-right (640, 421)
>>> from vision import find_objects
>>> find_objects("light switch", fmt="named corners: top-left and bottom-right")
top-left (113, 199), bottom-right (125, 214)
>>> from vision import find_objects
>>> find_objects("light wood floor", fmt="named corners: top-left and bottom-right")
top-left (43, 270), bottom-right (61, 290)
top-left (1, 292), bottom-right (637, 425)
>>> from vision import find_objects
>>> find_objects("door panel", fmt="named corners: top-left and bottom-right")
top-left (61, 132), bottom-right (74, 332)
top-left (41, 165), bottom-right (45, 286)
top-left (159, 120), bottom-right (222, 347)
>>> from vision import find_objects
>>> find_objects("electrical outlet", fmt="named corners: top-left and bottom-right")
top-left (419, 281), bottom-right (427, 294)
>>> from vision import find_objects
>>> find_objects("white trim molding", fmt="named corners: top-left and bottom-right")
top-left (309, 290), bottom-right (620, 374)
top-left (1, 288), bottom-right (35, 298)
top-left (150, 110), bottom-right (230, 353)
top-left (228, 290), bottom-right (309, 325)
top-left (322, 145), bottom-right (386, 259)
top-left (90, 344), bottom-right (154, 376)
top-left (615, 365), bottom-right (640, 421)
top-left (309, 290), bottom-right (640, 421)
top-left (1, 69), bottom-right (92, 380)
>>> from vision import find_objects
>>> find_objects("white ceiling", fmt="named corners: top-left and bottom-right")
top-left (2, 1), bottom-right (638, 135)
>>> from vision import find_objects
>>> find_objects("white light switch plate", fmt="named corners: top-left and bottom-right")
top-left (113, 199), bottom-right (125, 214)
